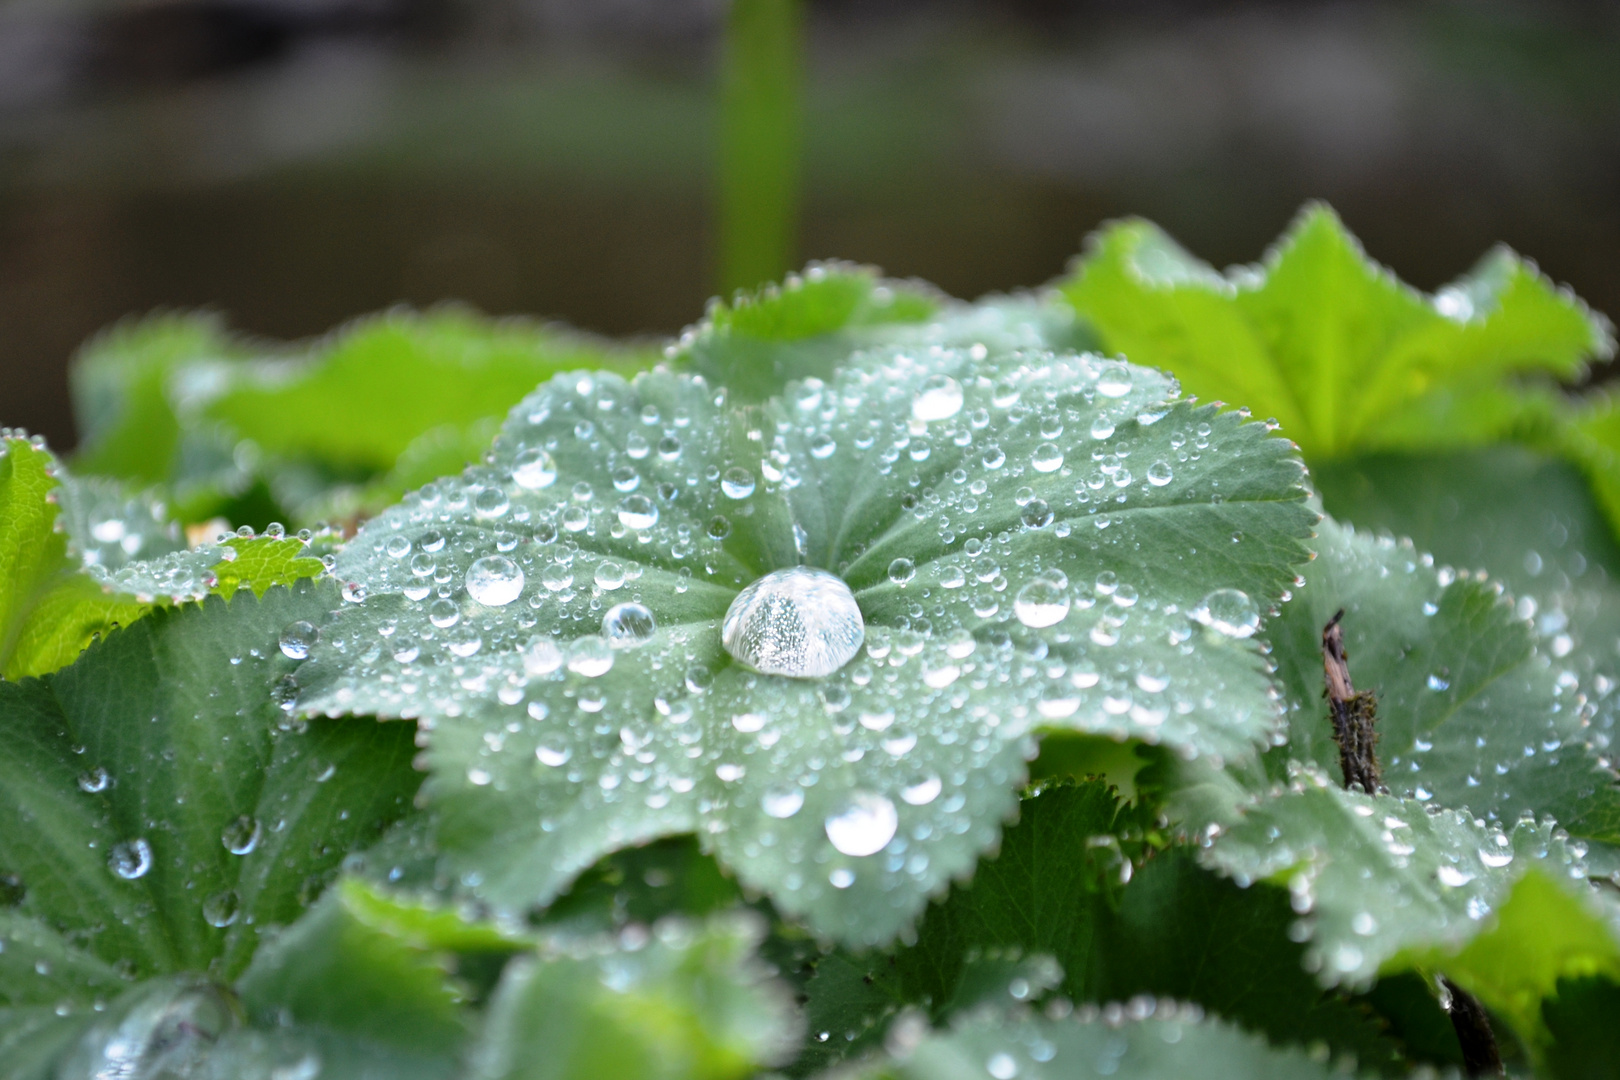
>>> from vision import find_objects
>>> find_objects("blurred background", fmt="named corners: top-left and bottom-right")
top-left (3, 0), bottom-right (1618, 450)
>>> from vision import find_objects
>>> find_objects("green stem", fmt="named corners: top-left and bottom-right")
top-left (718, 0), bottom-right (804, 295)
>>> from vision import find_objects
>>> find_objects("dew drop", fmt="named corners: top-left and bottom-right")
top-left (1020, 499), bottom-right (1053, 529)
top-left (825, 792), bottom-right (898, 857)
top-left (77, 767), bottom-right (109, 794)
top-left (536, 738), bottom-right (572, 767)
top-left (428, 599), bottom-right (461, 628)
top-left (522, 636), bottom-right (565, 676)
top-left (617, 495), bottom-right (659, 530)
top-left (594, 561), bottom-right (627, 591)
top-left (221, 815), bottom-right (261, 856)
top-left (912, 374), bottom-right (964, 421)
top-left (721, 468), bottom-right (756, 499)
top-left (602, 603), bottom-right (657, 646)
top-left (1014, 579), bottom-right (1070, 628)
top-left (763, 787), bottom-right (805, 819)
top-left (1147, 461), bottom-right (1173, 486)
top-left (512, 448), bottom-right (558, 489)
top-left (987, 1052), bottom-right (1019, 1080)
top-left (474, 487), bottom-right (510, 519)
top-left (722, 568), bottom-right (865, 679)
top-left (1191, 588), bottom-right (1260, 638)
top-left (1031, 443), bottom-right (1064, 473)
top-left (108, 839), bottom-right (152, 880)
top-left (888, 558), bottom-right (916, 586)
top-left (202, 890), bottom-right (240, 928)
top-left (567, 637), bottom-right (615, 678)
top-left (466, 556), bottom-right (525, 607)
top-left (901, 774), bottom-right (943, 806)
top-left (278, 621), bottom-right (318, 660)
top-left (1089, 415), bottom-right (1116, 440)
top-left (1096, 362), bottom-right (1133, 398)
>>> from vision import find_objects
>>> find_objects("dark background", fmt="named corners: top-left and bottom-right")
top-left (3, 0), bottom-right (1618, 450)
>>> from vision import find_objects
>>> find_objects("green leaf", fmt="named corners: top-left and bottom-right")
top-left (1, 435), bottom-right (147, 679)
top-left (672, 263), bottom-right (943, 401)
top-left (1262, 516), bottom-right (1620, 858)
top-left (1561, 389), bottom-right (1620, 548)
top-left (1060, 203), bottom-right (1613, 459)
top-left (297, 343), bottom-right (1313, 944)
top-left (837, 1006), bottom-right (1350, 1080)
top-left (467, 913), bottom-right (799, 1080)
top-left (798, 782), bottom-right (1401, 1076)
top-left (0, 581), bottom-right (420, 987)
top-left (212, 535), bottom-right (328, 600)
top-left (1200, 776), bottom-right (1598, 992)
top-left (70, 313), bottom-right (250, 489)
top-left (1542, 976), bottom-right (1620, 1080)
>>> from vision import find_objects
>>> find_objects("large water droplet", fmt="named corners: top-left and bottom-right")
top-left (901, 774), bottom-right (943, 806)
top-left (1013, 578), bottom-right (1070, 628)
top-left (825, 792), bottom-right (898, 857)
top-left (278, 621), bottom-right (318, 660)
top-left (466, 556), bottom-right (524, 607)
top-left (108, 839), bottom-right (153, 880)
top-left (1031, 443), bottom-right (1064, 473)
top-left (888, 558), bottom-right (916, 585)
top-left (721, 467), bottom-right (756, 499)
top-left (512, 448), bottom-right (558, 489)
top-left (1096, 362), bottom-right (1133, 398)
top-left (722, 568), bottom-right (865, 679)
top-left (602, 602), bottom-right (657, 646)
top-left (912, 374), bottom-right (964, 421)
top-left (1191, 588), bottom-right (1259, 638)
top-left (617, 495), bottom-right (659, 530)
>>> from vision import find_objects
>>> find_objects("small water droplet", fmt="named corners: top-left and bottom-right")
top-left (567, 637), bottom-right (615, 677)
top-left (987, 1051), bottom-right (1019, 1080)
top-left (221, 815), bottom-right (261, 855)
top-left (77, 767), bottom-right (109, 794)
top-left (202, 890), bottom-right (240, 928)
top-left (1096, 362), bottom-right (1133, 397)
top-left (617, 495), bottom-right (658, 530)
top-left (1031, 444), bottom-right (1063, 473)
top-left (912, 374), bottom-right (964, 421)
top-left (888, 558), bottom-right (916, 585)
top-left (1427, 673), bottom-right (1450, 692)
top-left (763, 787), bottom-right (805, 818)
top-left (602, 602), bottom-right (657, 646)
top-left (108, 839), bottom-right (152, 880)
top-left (1147, 461), bottom-right (1173, 486)
top-left (278, 621), bottom-right (318, 660)
top-left (536, 737), bottom-right (571, 767)
top-left (466, 556), bottom-right (524, 607)
top-left (512, 448), bottom-right (558, 489)
top-left (1191, 588), bottom-right (1259, 638)
top-left (594, 561), bottom-right (627, 591)
top-left (901, 774), bottom-right (942, 806)
top-left (1014, 578), bottom-right (1070, 628)
top-left (722, 568), bottom-right (865, 679)
top-left (825, 792), bottom-right (898, 857)
top-left (721, 468), bottom-right (756, 499)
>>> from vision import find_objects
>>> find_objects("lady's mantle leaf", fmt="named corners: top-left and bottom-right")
top-left (1263, 517), bottom-right (1620, 861)
top-left (0, 434), bottom-right (326, 679)
top-left (1202, 774), bottom-right (1601, 988)
top-left (1060, 203), bottom-right (1613, 459)
top-left (297, 345), bottom-right (1313, 944)
top-left (467, 913), bottom-right (799, 1080)
top-left (1562, 389), bottom-right (1620, 546)
top-left (836, 1005), bottom-right (1348, 1080)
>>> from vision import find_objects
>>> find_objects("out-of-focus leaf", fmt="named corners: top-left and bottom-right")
top-left (467, 913), bottom-right (799, 1080)
top-left (1060, 203), bottom-right (1612, 458)
top-left (1542, 975), bottom-right (1620, 1080)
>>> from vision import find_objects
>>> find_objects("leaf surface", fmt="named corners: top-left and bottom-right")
top-left (1060, 204), bottom-right (1612, 459)
top-left (298, 344), bottom-right (1314, 944)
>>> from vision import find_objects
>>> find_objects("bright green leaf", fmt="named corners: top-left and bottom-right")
top-left (1561, 389), bottom-right (1620, 548)
top-left (212, 535), bottom-right (328, 600)
top-left (467, 913), bottom-right (799, 1080)
top-left (1060, 203), bottom-right (1612, 459)
top-left (297, 342), bottom-right (1313, 944)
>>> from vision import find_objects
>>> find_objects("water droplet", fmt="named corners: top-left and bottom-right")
top-left (722, 568), bottom-right (865, 679)
top-left (536, 737), bottom-right (571, 767)
top-left (466, 556), bottom-right (524, 607)
top-left (512, 448), bottom-right (558, 489)
top-left (278, 621), bottom-right (318, 660)
top-left (1437, 864), bottom-right (1475, 887)
top-left (1020, 499), bottom-right (1054, 529)
top-left (810, 434), bottom-right (837, 459)
top-left (763, 787), bottom-right (805, 819)
top-left (594, 561), bottom-right (627, 591)
top-left (617, 495), bottom-right (658, 530)
top-left (1147, 461), bottom-right (1173, 486)
top-left (1427, 674), bottom-right (1450, 692)
top-left (77, 767), bottom-right (109, 794)
top-left (1031, 443), bottom-right (1064, 473)
top-left (1096, 362), bottom-right (1133, 397)
top-left (1191, 588), bottom-right (1259, 638)
top-left (602, 603), bottom-right (657, 646)
top-left (901, 774), bottom-right (942, 806)
top-left (567, 637), bottom-right (615, 678)
top-left (202, 890), bottom-right (239, 928)
top-left (108, 839), bottom-right (152, 880)
top-left (474, 488), bottom-right (510, 519)
top-left (221, 815), bottom-right (261, 855)
top-left (912, 374), bottom-right (964, 421)
top-left (1014, 578), bottom-right (1070, 628)
top-left (1479, 846), bottom-right (1514, 869)
top-left (428, 599), bottom-right (461, 628)
top-left (825, 792), bottom-right (898, 857)
top-left (888, 558), bottom-right (916, 585)
top-left (1089, 415), bottom-right (1116, 440)
top-left (522, 636), bottom-right (565, 676)
top-left (385, 535), bottom-right (412, 559)
top-left (987, 1052), bottom-right (1019, 1080)
top-left (721, 468), bottom-right (756, 499)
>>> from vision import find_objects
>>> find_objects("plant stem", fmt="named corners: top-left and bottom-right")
top-left (1441, 976), bottom-right (1505, 1077)
top-left (718, 0), bottom-right (804, 295)
top-left (1321, 609), bottom-right (1384, 794)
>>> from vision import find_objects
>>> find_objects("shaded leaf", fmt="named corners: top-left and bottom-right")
top-left (1542, 975), bottom-right (1620, 1080)
top-left (467, 913), bottom-right (799, 1080)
